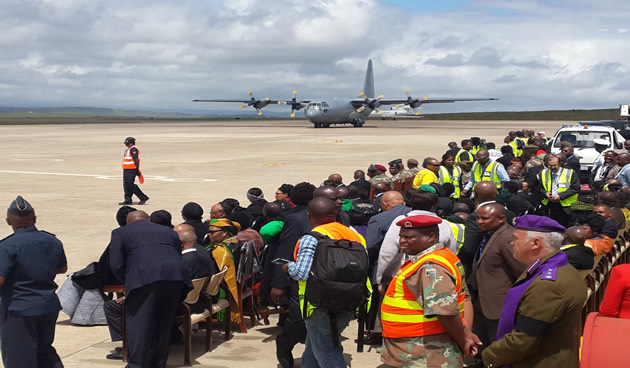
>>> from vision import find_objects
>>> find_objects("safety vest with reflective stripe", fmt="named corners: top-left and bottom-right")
top-left (471, 160), bottom-right (503, 189)
top-left (509, 140), bottom-right (522, 157)
top-left (471, 145), bottom-right (482, 155)
top-left (446, 221), bottom-right (465, 251)
top-left (455, 149), bottom-right (473, 163)
top-left (122, 145), bottom-right (139, 169)
top-left (560, 244), bottom-right (579, 251)
top-left (438, 166), bottom-right (462, 199)
top-left (293, 222), bottom-right (371, 318)
top-left (381, 248), bottom-right (466, 338)
top-left (540, 168), bottom-right (578, 207)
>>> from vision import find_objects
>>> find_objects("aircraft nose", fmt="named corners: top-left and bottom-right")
top-left (306, 109), bottom-right (319, 118)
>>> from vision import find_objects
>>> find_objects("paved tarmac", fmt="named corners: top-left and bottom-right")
top-left (0, 119), bottom-right (566, 367)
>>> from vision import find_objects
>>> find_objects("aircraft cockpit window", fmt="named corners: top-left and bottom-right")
top-left (322, 102), bottom-right (329, 107)
top-left (316, 103), bottom-right (322, 107)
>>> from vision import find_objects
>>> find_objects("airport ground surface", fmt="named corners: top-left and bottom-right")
top-left (0, 119), bottom-right (566, 367)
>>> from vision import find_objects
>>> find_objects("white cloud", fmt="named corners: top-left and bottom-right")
top-left (0, 0), bottom-right (629, 112)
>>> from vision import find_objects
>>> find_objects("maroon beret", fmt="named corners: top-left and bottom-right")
top-left (374, 164), bottom-right (387, 172)
top-left (396, 215), bottom-right (442, 229)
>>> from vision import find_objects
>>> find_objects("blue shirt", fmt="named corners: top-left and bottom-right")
top-left (287, 234), bottom-right (319, 282)
top-left (0, 226), bottom-right (67, 317)
top-left (616, 164), bottom-right (630, 187)
top-left (464, 161), bottom-right (511, 191)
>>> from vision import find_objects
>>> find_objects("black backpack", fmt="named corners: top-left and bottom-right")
top-left (303, 231), bottom-right (370, 317)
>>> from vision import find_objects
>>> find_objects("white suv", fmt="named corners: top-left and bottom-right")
top-left (549, 125), bottom-right (625, 173)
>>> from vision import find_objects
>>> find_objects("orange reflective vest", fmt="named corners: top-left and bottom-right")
top-left (122, 145), bottom-right (139, 169)
top-left (381, 247), bottom-right (466, 338)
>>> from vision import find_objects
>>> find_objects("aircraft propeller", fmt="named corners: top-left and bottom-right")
top-left (394, 90), bottom-right (424, 116)
top-left (240, 90), bottom-right (271, 115)
top-left (278, 90), bottom-right (309, 117)
top-left (356, 93), bottom-right (385, 114)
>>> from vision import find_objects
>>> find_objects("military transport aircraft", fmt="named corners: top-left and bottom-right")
top-left (193, 60), bottom-right (498, 128)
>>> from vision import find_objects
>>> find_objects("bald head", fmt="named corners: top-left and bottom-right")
top-left (563, 226), bottom-right (588, 246)
top-left (474, 181), bottom-right (498, 204)
top-left (174, 223), bottom-right (194, 233)
top-left (307, 197), bottom-right (337, 226)
top-left (328, 174), bottom-right (343, 187)
top-left (476, 149), bottom-right (490, 165)
top-left (598, 191), bottom-right (617, 207)
top-left (593, 204), bottom-right (611, 219)
top-left (476, 203), bottom-right (506, 232)
top-left (380, 191), bottom-right (405, 211)
top-left (210, 203), bottom-right (225, 219)
top-left (373, 182), bottom-right (388, 196)
top-left (314, 185), bottom-right (341, 211)
top-left (127, 210), bottom-right (149, 224)
top-left (177, 229), bottom-right (197, 250)
top-left (354, 170), bottom-right (365, 180)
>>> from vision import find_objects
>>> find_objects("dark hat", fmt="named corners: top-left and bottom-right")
top-left (514, 215), bottom-right (565, 233)
top-left (368, 164), bottom-right (377, 172)
top-left (396, 215), bottom-right (442, 229)
top-left (7, 196), bottom-right (34, 217)
top-left (116, 205), bottom-right (137, 227)
top-left (181, 202), bottom-right (203, 220)
top-left (374, 164), bottom-right (387, 172)
top-left (124, 136), bottom-right (135, 144)
top-left (388, 159), bottom-right (403, 167)
top-left (523, 145), bottom-right (539, 151)
top-left (418, 184), bottom-right (437, 193)
top-left (278, 184), bottom-right (294, 194)
top-left (407, 158), bottom-right (419, 166)
top-left (150, 210), bottom-right (173, 228)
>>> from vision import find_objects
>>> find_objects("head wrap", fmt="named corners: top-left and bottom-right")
top-left (181, 202), bottom-right (203, 220)
top-left (7, 196), bottom-right (34, 217)
top-left (418, 184), bottom-right (437, 194)
top-left (210, 218), bottom-right (241, 235)
top-left (149, 210), bottom-right (173, 228)
top-left (247, 191), bottom-right (265, 203)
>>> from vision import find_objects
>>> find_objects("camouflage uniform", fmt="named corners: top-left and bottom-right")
top-left (408, 167), bottom-right (420, 176)
top-left (371, 173), bottom-right (393, 188)
top-left (392, 170), bottom-right (415, 185)
top-left (381, 244), bottom-right (467, 368)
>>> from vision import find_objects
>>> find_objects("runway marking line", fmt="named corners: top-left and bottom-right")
top-left (0, 170), bottom-right (217, 183)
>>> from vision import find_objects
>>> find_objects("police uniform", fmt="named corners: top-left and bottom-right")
top-left (0, 196), bottom-right (66, 368)
top-left (381, 216), bottom-right (469, 368)
top-left (121, 137), bottom-right (149, 205)
top-left (482, 216), bottom-right (587, 368)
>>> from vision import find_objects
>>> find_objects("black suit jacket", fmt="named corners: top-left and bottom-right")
top-left (110, 220), bottom-right (191, 294)
top-left (366, 204), bottom-right (411, 279)
top-left (271, 206), bottom-right (312, 289)
top-left (184, 220), bottom-right (209, 247)
top-left (182, 248), bottom-right (215, 280)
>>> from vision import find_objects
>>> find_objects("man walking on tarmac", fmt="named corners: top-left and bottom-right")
top-left (120, 137), bottom-right (149, 205)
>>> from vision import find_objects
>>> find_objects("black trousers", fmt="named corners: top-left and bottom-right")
top-left (547, 202), bottom-right (572, 228)
top-left (472, 297), bottom-right (498, 362)
top-left (104, 299), bottom-right (123, 342)
top-left (275, 282), bottom-right (306, 361)
top-left (125, 281), bottom-right (183, 368)
top-left (123, 169), bottom-right (148, 203)
top-left (1, 311), bottom-right (63, 368)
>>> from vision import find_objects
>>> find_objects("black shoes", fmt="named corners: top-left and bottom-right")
top-left (138, 198), bottom-right (149, 205)
top-left (106, 347), bottom-right (123, 360)
top-left (118, 201), bottom-right (132, 205)
top-left (277, 352), bottom-right (294, 368)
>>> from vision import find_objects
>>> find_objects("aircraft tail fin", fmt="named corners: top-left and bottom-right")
top-left (362, 59), bottom-right (374, 98)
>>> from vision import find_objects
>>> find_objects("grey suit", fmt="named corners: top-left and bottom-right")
top-left (365, 204), bottom-right (411, 281)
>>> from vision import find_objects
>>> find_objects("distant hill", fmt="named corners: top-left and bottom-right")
top-left (0, 106), bottom-right (290, 118)
top-left (423, 108), bottom-right (621, 121)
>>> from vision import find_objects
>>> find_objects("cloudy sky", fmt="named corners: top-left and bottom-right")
top-left (1, 0), bottom-right (629, 113)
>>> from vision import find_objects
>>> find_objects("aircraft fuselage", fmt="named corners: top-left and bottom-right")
top-left (304, 98), bottom-right (370, 128)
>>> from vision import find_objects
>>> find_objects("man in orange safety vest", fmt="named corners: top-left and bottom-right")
top-left (120, 137), bottom-right (149, 205)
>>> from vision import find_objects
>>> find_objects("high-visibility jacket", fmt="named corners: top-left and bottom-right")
top-left (293, 222), bottom-right (370, 318)
top-left (471, 145), bottom-right (482, 155)
top-left (122, 145), bottom-right (139, 169)
top-left (438, 166), bottom-right (462, 198)
top-left (509, 140), bottom-right (522, 157)
top-left (381, 247), bottom-right (466, 338)
top-left (455, 149), bottom-right (473, 163)
top-left (446, 221), bottom-right (465, 251)
top-left (540, 168), bottom-right (578, 207)
top-left (471, 160), bottom-right (503, 189)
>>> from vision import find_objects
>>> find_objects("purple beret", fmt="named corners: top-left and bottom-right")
top-left (513, 215), bottom-right (566, 233)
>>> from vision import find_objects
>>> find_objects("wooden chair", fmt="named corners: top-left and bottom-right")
top-left (176, 277), bottom-right (210, 366)
top-left (403, 176), bottom-right (415, 193)
top-left (392, 179), bottom-right (404, 193)
top-left (238, 271), bottom-right (257, 332)
top-left (204, 267), bottom-right (231, 351)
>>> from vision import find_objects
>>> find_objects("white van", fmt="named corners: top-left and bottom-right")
top-left (549, 125), bottom-right (625, 173)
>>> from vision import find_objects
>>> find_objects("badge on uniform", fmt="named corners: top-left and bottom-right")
top-left (558, 183), bottom-right (567, 189)
top-left (425, 267), bottom-right (437, 277)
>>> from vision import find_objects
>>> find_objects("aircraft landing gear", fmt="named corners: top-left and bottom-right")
top-left (313, 123), bottom-right (331, 128)
top-left (352, 119), bottom-right (364, 127)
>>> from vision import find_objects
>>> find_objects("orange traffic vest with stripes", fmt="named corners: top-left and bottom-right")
top-left (122, 145), bottom-right (139, 169)
top-left (381, 247), bottom-right (466, 338)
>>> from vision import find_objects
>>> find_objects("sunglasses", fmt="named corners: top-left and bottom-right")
top-left (208, 229), bottom-right (224, 234)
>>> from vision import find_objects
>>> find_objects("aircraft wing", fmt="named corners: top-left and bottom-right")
top-left (376, 97), bottom-right (499, 105)
top-left (193, 99), bottom-right (281, 103)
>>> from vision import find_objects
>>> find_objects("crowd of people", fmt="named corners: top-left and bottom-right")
top-left (4, 128), bottom-right (630, 368)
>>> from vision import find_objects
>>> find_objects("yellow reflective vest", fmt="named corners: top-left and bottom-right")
top-left (438, 165), bottom-right (462, 199)
top-left (455, 149), bottom-right (473, 163)
top-left (471, 160), bottom-right (503, 189)
top-left (445, 220), bottom-right (465, 251)
top-left (509, 140), bottom-right (522, 157)
top-left (540, 168), bottom-right (578, 207)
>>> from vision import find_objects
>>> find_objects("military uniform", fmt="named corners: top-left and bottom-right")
top-left (381, 216), bottom-right (469, 368)
top-left (371, 173), bottom-right (393, 188)
top-left (392, 170), bottom-right (415, 185)
top-left (482, 216), bottom-right (587, 368)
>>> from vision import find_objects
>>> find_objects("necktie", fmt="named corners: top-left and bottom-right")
top-left (478, 235), bottom-right (489, 258)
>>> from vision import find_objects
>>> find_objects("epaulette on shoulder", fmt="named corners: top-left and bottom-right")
top-left (540, 267), bottom-right (559, 281)
top-left (0, 233), bottom-right (15, 243)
